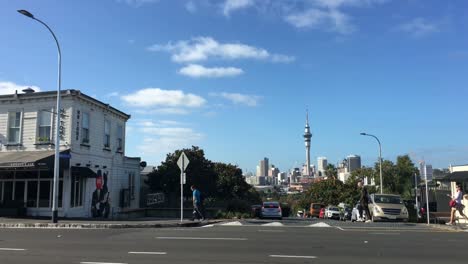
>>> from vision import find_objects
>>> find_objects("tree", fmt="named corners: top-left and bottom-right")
top-left (213, 162), bottom-right (260, 203)
top-left (146, 146), bottom-right (218, 204)
top-left (374, 155), bottom-right (418, 197)
top-left (325, 164), bottom-right (338, 179)
top-left (304, 179), bottom-right (344, 206)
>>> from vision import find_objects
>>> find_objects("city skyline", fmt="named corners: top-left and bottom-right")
top-left (1, 1), bottom-right (467, 173)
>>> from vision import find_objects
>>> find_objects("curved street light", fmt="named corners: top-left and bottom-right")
top-left (18, 9), bottom-right (62, 223)
top-left (360, 132), bottom-right (383, 194)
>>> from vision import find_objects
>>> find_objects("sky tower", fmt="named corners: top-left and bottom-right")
top-left (303, 110), bottom-right (312, 176)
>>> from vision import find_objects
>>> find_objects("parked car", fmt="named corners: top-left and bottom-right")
top-left (261, 201), bottom-right (282, 219)
top-left (325, 206), bottom-right (341, 220)
top-left (368, 194), bottom-right (409, 222)
top-left (309, 203), bottom-right (325, 218)
top-left (319, 207), bottom-right (326, 218)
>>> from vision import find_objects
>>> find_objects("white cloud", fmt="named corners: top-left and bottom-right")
top-left (132, 119), bottom-right (203, 156)
top-left (179, 64), bottom-right (244, 78)
top-left (134, 108), bottom-right (191, 115)
top-left (107, 92), bottom-right (120, 97)
top-left (285, 8), bottom-right (355, 34)
top-left (0, 81), bottom-right (41, 95)
top-left (148, 36), bottom-right (293, 63)
top-left (223, 0), bottom-right (255, 17)
top-left (185, 1), bottom-right (197, 13)
top-left (311, 0), bottom-right (388, 9)
top-left (121, 88), bottom-right (206, 108)
top-left (398, 18), bottom-right (439, 37)
top-left (211, 92), bottom-right (261, 107)
top-left (118, 0), bottom-right (159, 7)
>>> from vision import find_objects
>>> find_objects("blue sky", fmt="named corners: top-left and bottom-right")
top-left (1, 0), bottom-right (467, 173)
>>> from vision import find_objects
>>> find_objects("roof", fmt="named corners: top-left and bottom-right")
top-left (439, 171), bottom-right (468, 182)
top-left (0, 89), bottom-right (130, 120)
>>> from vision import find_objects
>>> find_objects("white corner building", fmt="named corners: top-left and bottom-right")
top-left (0, 89), bottom-right (141, 218)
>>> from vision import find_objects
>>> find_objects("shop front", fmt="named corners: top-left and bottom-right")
top-left (0, 150), bottom-right (70, 217)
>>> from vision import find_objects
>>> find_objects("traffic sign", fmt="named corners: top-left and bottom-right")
top-left (177, 152), bottom-right (189, 172)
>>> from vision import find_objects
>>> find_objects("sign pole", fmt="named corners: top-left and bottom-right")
top-left (180, 156), bottom-right (184, 223)
top-left (177, 152), bottom-right (190, 223)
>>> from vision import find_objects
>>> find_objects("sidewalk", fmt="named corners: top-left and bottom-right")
top-left (0, 217), bottom-right (220, 229)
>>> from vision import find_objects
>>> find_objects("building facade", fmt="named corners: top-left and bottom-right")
top-left (317, 157), bottom-right (327, 176)
top-left (0, 90), bottom-right (141, 218)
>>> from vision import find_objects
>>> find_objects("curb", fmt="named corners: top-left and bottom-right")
top-left (428, 224), bottom-right (467, 232)
top-left (0, 220), bottom-right (221, 229)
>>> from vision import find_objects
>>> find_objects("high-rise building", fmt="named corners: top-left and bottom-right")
top-left (317, 157), bottom-right (328, 176)
top-left (347, 155), bottom-right (361, 172)
top-left (419, 162), bottom-right (433, 182)
top-left (258, 157), bottom-right (269, 177)
top-left (303, 110), bottom-right (312, 176)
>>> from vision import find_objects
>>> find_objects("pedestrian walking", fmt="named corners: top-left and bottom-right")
top-left (446, 183), bottom-right (468, 225)
top-left (358, 181), bottom-right (371, 223)
top-left (191, 185), bottom-right (204, 221)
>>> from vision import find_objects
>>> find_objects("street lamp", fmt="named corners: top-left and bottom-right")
top-left (360, 132), bottom-right (383, 194)
top-left (18, 9), bottom-right (62, 223)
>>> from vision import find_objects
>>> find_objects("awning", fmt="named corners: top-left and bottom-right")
top-left (0, 150), bottom-right (70, 169)
top-left (71, 166), bottom-right (97, 178)
top-left (439, 171), bottom-right (468, 182)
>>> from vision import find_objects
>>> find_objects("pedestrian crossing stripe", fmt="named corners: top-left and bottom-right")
top-left (309, 222), bottom-right (331, 227)
top-left (221, 221), bottom-right (243, 226)
top-left (261, 222), bottom-right (284, 226)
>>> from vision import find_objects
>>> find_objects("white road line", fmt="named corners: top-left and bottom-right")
top-left (0, 248), bottom-right (26, 251)
top-left (270, 255), bottom-right (317, 259)
top-left (335, 227), bottom-right (345, 231)
top-left (368, 233), bottom-right (401, 235)
top-left (261, 222), bottom-right (284, 226)
top-left (80, 262), bottom-right (127, 264)
top-left (156, 237), bottom-right (247, 241)
top-left (258, 229), bottom-right (285, 232)
top-left (128, 252), bottom-right (167, 255)
top-left (220, 221), bottom-right (243, 226)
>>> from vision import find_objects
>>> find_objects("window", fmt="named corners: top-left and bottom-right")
top-left (70, 175), bottom-right (83, 207)
top-left (116, 124), bottom-right (123, 152)
top-left (104, 120), bottom-right (110, 148)
top-left (128, 172), bottom-right (135, 200)
top-left (8, 111), bottom-right (22, 144)
top-left (38, 110), bottom-right (52, 143)
top-left (39, 181), bottom-right (51, 207)
top-left (27, 181), bottom-right (38, 207)
top-left (82, 112), bottom-right (90, 144)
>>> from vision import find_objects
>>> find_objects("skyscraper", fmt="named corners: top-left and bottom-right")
top-left (317, 157), bottom-right (328, 176)
top-left (304, 110), bottom-right (312, 176)
top-left (258, 157), bottom-right (269, 177)
top-left (347, 155), bottom-right (361, 172)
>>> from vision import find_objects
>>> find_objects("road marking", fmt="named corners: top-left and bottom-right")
top-left (309, 222), bottom-right (331, 227)
top-left (129, 252), bottom-right (167, 255)
top-left (80, 262), bottom-right (127, 264)
top-left (258, 229), bottom-right (285, 232)
top-left (221, 221), bottom-right (243, 226)
top-left (270, 255), bottom-right (317, 259)
top-left (261, 222), bottom-right (284, 226)
top-left (0, 248), bottom-right (26, 251)
top-left (200, 224), bottom-right (214, 228)
top-left (368, 233), bottom-right (400, 235)
top-left (156, 237), bottom-right (247, 241)
top-left (335, 227), bottom-right (345, 231)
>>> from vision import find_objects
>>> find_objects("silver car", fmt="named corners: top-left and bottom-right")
top-left (261, 201), bottom-right (282, 219)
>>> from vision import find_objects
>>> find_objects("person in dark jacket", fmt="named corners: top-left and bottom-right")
top-left (358, 181), bottom-right (371, 222)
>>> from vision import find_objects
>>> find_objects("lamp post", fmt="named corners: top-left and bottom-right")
top-left (360, 132), bottom-right (383, 194)
top-left (18, 9), bottom-right (62, 223)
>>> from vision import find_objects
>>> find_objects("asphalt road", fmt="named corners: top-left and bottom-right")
top-left (0, 221), bottom-right (466, 264)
